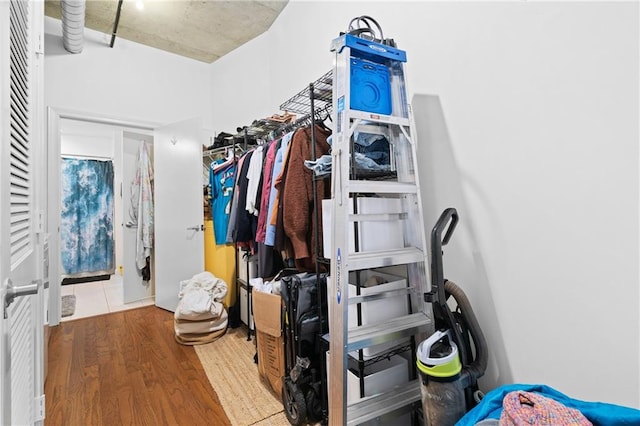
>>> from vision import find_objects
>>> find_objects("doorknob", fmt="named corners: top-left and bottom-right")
top-left (4, 278), bottom-right (40, 318)
top-left (186, 225), bottom-right (204, 231)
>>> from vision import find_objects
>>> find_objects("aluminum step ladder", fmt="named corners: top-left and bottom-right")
top-left (327, 33), bottom-right (433, 425)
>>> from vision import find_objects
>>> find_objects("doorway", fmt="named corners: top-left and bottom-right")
top-left (48, 109), bottom-right (206, 325)
top-left (47, 109), bottom-right (159, 324)
top-left (60, 126), bottom-right (156, 321)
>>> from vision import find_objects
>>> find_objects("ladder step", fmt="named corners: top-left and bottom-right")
top-left (349, 109), bottom-right (411, 127)
top-left (347, 312), bottom-right (430, 352)
top-left (348, 180), bottom-right (417, 194)
top-left (349, 212), bottom-right (408, 222)
top-left (347, 379), bottom-right (422, 426)
top-left (353, 123), bottom-right (391, 137)
top-left (348, 286), bottom-right (414, 305)
top-left (348, 247), bottom-right (424, 270)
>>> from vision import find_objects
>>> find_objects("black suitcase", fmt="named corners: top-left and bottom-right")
top-left (280, 272), bottom-right (328, 425)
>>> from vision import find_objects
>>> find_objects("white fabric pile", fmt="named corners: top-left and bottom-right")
top-left (174, 271), bottom-right (229, 345)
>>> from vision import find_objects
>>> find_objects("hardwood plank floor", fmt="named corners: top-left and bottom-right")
top-left (45, 306), bottom-right (231, 426)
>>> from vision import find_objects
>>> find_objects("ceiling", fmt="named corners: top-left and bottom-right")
top-left (44, 0), bottom-right (289, 63)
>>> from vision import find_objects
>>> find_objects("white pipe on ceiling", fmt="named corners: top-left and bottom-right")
top-left (60, 0), bottom-right (85, 54)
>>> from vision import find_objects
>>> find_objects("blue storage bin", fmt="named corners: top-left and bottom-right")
top-left (350, 58), bottom-right (392, 115)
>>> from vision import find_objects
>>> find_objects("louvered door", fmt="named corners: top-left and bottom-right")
top-left (1, 0), bottom-right (45, 424)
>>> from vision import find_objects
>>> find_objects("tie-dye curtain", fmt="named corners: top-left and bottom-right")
top-left (60, 158), bottom-right (115, 277)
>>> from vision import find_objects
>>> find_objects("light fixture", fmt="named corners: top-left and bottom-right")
top-left (135, 0), bottom-right (144, 10)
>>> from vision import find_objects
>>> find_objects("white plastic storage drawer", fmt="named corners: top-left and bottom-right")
top-left (239, 283), bottom-right (254, 330)
top-left (322, 197), bottom-right (405, 259)
top-left (347, 354), bottom-right (409, 402)
top-left (238, 249), bottom-right (258, 283)
top-left (326, 352), bottom-right (410, 401)
top-left (326, 352), bottom-right (412, 426)
top-left (348, 269), bottom-right (410, 357)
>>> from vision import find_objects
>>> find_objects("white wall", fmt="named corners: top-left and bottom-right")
top-left (209, 31), bottom-right (272, 135)
top-left (44, 17), bottom-right (212, 130)
top-left (44, 16), bottom-right (212, 320)
top-left (210, 1), bottom-right (640, 407)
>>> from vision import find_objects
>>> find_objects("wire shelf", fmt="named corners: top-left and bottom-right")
top-left (280, 70), bottom-right (333, 115)
top-left (352, 344), bottom-right (414, 368)
top-left (232, 119), bottom-right (285, 139)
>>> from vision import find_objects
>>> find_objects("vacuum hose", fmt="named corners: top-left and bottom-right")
top-left (444, 280), bottom-right (488, 388)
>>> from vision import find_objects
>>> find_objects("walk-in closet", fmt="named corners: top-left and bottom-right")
top-left (2, 1), bottom-right (638, 425)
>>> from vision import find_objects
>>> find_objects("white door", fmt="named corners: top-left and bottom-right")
top-left (122, 133), bottom-right (154, 304)
top-left (154, 119), bottom-right (204, 312)
top-left (1, 0), bottom-right (45, 424)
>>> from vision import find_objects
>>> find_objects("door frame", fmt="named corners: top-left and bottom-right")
top-left (46, 108), bottom-right (158, 325)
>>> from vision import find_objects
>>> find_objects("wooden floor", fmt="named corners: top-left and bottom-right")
top-left (44, 306), bottom-right (231, 426)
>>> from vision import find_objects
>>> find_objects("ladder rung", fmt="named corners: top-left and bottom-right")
top-left (353, 124), bottom-right (390, 137)
top-left (348, 247), bottom-right (424, 270)
top-left (348, 286), bottom-right (414, 305)
top-left (347, 379), bottom-right (422, 426)
top-left (349, 212), bottom-right (408, 222)
top-left (348, 109), bottom-right (411, 126)
top-left (347, 313), bottom-right (430, 352)
top-left (348, 180), bottom-right (417, 194)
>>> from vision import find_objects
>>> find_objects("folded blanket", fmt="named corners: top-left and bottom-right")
top-left (457, 384), bottom-right (640, 426)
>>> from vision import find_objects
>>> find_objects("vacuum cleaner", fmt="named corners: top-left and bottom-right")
top-left (419, 207), bottom-right (489, 425)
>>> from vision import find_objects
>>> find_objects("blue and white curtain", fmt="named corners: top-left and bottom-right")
top-left (60, 158), bottom-right (115, 277)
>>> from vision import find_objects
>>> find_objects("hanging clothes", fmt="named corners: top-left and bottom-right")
top-left (227, 150), bottom-right (256, 247)
top-left (225, 153), bottom-right (248, 244)
top-left (222, 118), bottom-right (332, 276)
top-left (245, 144), bottom-right (264, 216)
top-left (282, 125), bottom-right (332, 272)
top-left (210, 159), bottom-right (236, 245)
top-left (130, 142), bottom-right (154, 281)
top-left (265, 131), bottom-right (293, 247)
top-left (254, 140), bottom-right (284, 277)
top-left (272, 132), bottom-right (295, 254)
top-left (256, 140), bottom-right (280, 243)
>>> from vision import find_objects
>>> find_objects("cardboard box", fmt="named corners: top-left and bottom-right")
top-left (252, 290), bottom-right (284, 398)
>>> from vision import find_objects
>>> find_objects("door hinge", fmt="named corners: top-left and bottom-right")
top-left (36, 34), bottom-right (44, 56)
top-left (36, 210), bottom-right (44, 234)
top-left (34, 394), bottom-right (45, 422)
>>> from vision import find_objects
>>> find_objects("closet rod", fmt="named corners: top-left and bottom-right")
top-left (275, 103), bottom-right (330, 137)
top-left (61, 154), bottom-right (113, 161)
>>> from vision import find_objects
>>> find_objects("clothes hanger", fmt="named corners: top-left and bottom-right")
top-left (314, 109), bottom-right (331, 132)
